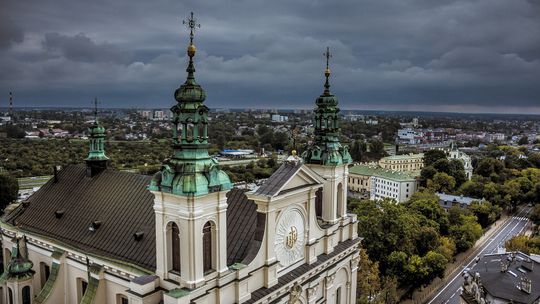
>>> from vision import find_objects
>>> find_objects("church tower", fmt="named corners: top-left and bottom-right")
top-left (149, 12), bottom-right (232, 289)
top-left (302, 47), bottom-right (351, 224)
top-left (0, 237), bottom-right (35, 304)
top-left (85, 98), bottom-right (109, 177)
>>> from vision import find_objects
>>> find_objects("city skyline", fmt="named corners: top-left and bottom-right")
top-left (1, 0), bottom-right (540, 113)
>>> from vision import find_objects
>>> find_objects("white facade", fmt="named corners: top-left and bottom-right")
top-left (447, 147), bottom-right (473, 180)
top-left (370, 175), bottom-right (418, 203)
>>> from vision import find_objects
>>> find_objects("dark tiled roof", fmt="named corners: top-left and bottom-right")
top-left (469, 252), bottom-right (540, 304)
top-left (254, 162), bottom-right (303, 196)
top-left (244, 238), bottom-right (361, 304)
top-left (226, 189), bottom-right (265, 265)
top-left (5, 165), bottom-right (263, 272)
top-left (5, 165), bottom-right (156, 270)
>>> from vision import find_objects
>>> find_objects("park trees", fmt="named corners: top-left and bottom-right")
top-left (353, 191), bottom-right (484, 289)
top-left (0, 174), bottom-right (18, 209)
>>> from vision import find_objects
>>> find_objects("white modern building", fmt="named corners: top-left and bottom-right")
top-left (348, 165), bottom-right (419, 203)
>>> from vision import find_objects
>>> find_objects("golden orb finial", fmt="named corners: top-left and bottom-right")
top-left (187, 44), bottom-right (197, 57)
top-left (325, 68), bottom-right (331, 77)
top-left (292, 150), bottom-right (297, 156)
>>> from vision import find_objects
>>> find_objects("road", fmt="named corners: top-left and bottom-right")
top-left (426, 206), bottom-right (531, 304)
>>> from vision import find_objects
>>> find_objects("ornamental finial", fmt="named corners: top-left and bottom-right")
top-left (323, 47), bottom-right (332, 94)
top-left (183, 12), bottom-right (201, 57)
top-left (93, 97), bottom-right (99, 124)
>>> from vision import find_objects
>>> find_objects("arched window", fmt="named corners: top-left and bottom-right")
top-left (116, 294), bottom-right (129, 304)
top-left (22, 286), bottom-right (31, 304)
top-left (8, 287), bottom-right (13, 304)
top-left (315, 188), bottom-right (323, 218)
top-left (198, 122), bottom-right (205, 142)
top-left (337, 183), bottom-right (343, 218)
top-left (203, 222), bottom-right (214, 273)
top-left (336, 287), bottom-right (342, 304)
top-left (168, 222), bottom-right (181, 273)
top-left (186, 122), bottom-right (194, 142)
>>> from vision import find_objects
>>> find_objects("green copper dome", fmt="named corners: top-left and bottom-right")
top-left (302, 47), bottom-right (351, 166)
top-left (150, 13), bottom-right (231, 196)
top-left (0, 237), bottom-right (35, 282)
top-left (86, 120), bottom-right (109, 162)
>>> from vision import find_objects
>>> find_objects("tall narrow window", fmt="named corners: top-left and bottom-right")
top-left (77, 278), bottom-right (88, 303)
top-left (22, 286), bottom-right (31, 304)
top-left (186, 122), bottom-right (194, 142)
top-left (171, 223), bottom-right (181, 272)
top-left (8, 287), bottom-right (13, 304)
top-left (315, 188), bottom-right (323, 218)
top-left (337, 183), bottom-right (343, 218)
top-left (40, 262), bottom-right (51, 288)
top-left (203, 222), bottom-right (213, 273)
top-left (336, 287), bottom-right (342, 304)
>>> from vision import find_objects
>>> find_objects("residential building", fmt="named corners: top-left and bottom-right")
top-left (379, 153), bottom-right (424, 172)
top-left (0, 27), bottom-right (359, 304)
top-left (397, 128), bottom-right (423, 144)
top-left (461, 251), bottom-right (540, 304)
top-left (348, 164), bottom-right (418, 203)
top-left (271, 114), bottom-right (289, 122)
top-left (437, 192), bottom-right (484, 210)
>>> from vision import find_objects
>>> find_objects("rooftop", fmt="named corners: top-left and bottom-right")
top-left (349, 164), bottom-right (418, 182)
top-left (437, 192), bottom-right (482, 205)
top-left (463, 252), bottom-right (540, 304)
top-left (4, 165), bottom-right (263, 271)
top-left (380, 153), bottom-right (424, 161)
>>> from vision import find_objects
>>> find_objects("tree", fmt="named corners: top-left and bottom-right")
top-left (468, 201), bottom-right (501, 228)
top-left (420, 166), bottom-right (437, 187)
top-left (5, 125), bottom-right (25, 138)
top-left (449, 214), bottom-right (483, 252)
top-left (475, 158), bottom-right (505, 178)
top-left (518, 136), bottom-right (529, 145)
top-left (427, 172), bottom-right (456, 193)
top-left (530, 204), bottom-right (540, 226)
top-left (423, 150), bottom-right (447, 167)
top-left (351, 139), bottom-right (367, 162)
top-left (369, 140), bottom-right (386, 157)
top-left (357, 249), bottom-right (381, 303)
top-left (0, 174), bottom-right (19, 209)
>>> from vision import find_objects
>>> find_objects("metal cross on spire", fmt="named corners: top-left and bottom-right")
top-left (93, 97), bottom-right (100, 123)
top-left (324, 46), bottom-right (332, 70)
top-left (183, 12), bottom-right (201, 45)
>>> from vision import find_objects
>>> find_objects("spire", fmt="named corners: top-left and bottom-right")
top-left (150, 13), bottom-right (231, 196)
top-left (85, 98), bottom-right (108, 176)
top-left (301, 47), bottom-right (351, 166)
top-left (323, 47), bottom-right (332, 95)
top-left (93, 97), bottom-right (99, 124)
top-left (174, 12), bottom-right (205, 104)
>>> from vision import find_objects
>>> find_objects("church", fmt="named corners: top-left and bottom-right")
top-left (0, 13), bottom-right (360, 304)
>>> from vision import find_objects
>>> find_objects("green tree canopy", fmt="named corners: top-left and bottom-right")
top-left (423, 150), bottom-right (447, 167)
top-left (0, 174), bottom-right (19, 209)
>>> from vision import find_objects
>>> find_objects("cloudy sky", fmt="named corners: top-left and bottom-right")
top-left (1, 0), bottom-right (540, 113)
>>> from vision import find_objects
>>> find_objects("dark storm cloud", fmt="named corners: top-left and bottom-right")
top-left (1, 0), bottom-right (539, 113)
top-left (42, 33), bottom-right (131, 64)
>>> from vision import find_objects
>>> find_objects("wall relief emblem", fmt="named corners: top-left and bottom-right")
top-left (275, 209), bottom-right (305, 268)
